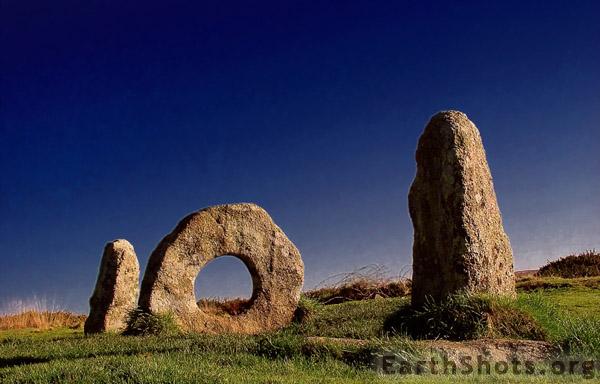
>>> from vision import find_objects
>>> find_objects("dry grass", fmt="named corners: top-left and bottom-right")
top-left (0, 296), bottom-right (86, 331)
top-left (305, 264), bottom-right (411, 304)
top-left (197, 297), bottom-right (252, 316)
top-left (0, 311), bottom-right (86, 330)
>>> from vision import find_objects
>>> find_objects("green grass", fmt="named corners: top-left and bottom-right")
top-left (1, 279), bottom-right (599, 383)
top-left (292, 296), bottom-right (407, 339)
top-left (516, 292), bottom-right (600, 359)
top-left (516, 276), bottom-right (600, 292)
top-left (1, 331), bottom-right (595, 383)
top-left (538, 287), bottom-right (600, 316)
top-left (514, 276), bottom-right (600, 358)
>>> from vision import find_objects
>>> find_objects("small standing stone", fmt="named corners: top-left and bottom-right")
top-left (84, 239), bottom-right (139, 334)
top-left (409, 111), bottom-right (516, 307)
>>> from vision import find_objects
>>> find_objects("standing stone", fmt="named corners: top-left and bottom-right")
top-left (84, 239), bottom-right (139, 334)
top-left (409, 111), bottom-right (515, 307)
top-left (139, 203), bottom-right (304, 334)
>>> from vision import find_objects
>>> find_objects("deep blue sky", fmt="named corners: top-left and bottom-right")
top-left (1, 1), bottom-right (599, 313)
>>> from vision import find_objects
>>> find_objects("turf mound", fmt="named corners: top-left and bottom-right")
top-left (384, 294), bottom-right (547, 341)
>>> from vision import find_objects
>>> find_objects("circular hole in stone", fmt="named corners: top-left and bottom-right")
top-left (195, 255), bottom-right (254, 316)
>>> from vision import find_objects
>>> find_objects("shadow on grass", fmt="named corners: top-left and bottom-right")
top-left (0, 345), bottom-right (186, 369)
top-left (0, 356), bottom-right (51, 368)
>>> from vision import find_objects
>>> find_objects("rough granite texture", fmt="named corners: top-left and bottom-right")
top-left (139, 203), bottom-right (304, 334)
top-left (84, 239), bottom-right (140, 334)
top-left (409, 111), bottom-right (516, 307)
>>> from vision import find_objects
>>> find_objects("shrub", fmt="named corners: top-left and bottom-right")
top-left (122, 308), bottom-right (180, 336)
top-left (538, 250), bottom-right (600, 278)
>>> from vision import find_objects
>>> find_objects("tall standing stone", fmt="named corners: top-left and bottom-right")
top-left (84, 239), bottom-right (139, 334)
top-left (409, 111), bottom-right (515, 307)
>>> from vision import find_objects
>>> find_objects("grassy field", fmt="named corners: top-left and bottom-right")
top-left (1, 277), bottom-right (599, 383)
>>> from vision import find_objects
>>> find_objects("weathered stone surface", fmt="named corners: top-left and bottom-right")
top-left (139, 203), bottom-right (304, 334)
top-left (409, 111), bottom-right (515, 307)
top-left (85, 239), bottom-right (140, 334)
top-left (310, 337), bottom-right (557, 368)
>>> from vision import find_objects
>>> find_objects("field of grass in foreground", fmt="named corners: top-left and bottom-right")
top-left (0, 331), bottom-right (594, 384)
top-left (1, 277), bottom-right (599, 383)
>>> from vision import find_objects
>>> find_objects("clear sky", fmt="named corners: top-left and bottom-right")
top-left (1, 1), bottom-right (599, 313)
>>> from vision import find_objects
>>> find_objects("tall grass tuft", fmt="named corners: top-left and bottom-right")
top-left (122, 308), bottom-right (180, 336)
